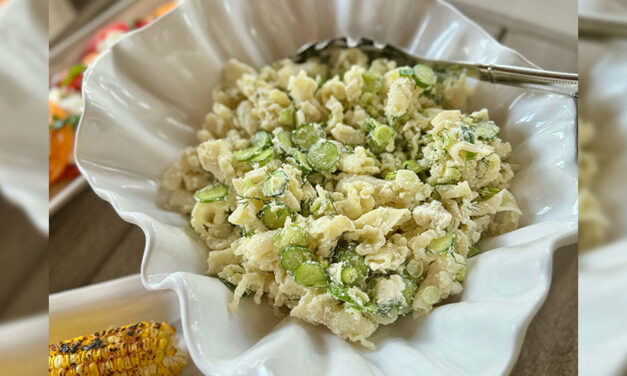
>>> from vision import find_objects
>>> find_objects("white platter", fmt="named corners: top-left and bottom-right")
top-left (75, 0), bottom-right (578, 374)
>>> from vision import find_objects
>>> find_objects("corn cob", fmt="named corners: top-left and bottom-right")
top-left (49, 321), bottom-right (187, 376)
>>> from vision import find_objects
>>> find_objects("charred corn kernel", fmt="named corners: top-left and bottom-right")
top-left (49, 321), bottom-right (187, 376)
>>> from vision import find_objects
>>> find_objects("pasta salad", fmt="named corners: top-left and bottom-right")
top-left (162, 48), bottom-right (521, 348)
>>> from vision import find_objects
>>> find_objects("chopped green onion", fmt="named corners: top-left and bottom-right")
top-left (401, 160), bottom-right (427, 174)
top-left (399, 68), bottom-right (415, 78)
top-left (250, 148), bottom-right (275, 164)
top-left (473, 120), bottom-right (500, 141)
top-left (455, 266), bottom-right (467, 282)
top-left (334, 246), bottom-right (368, 286)
top-left (385, 171), bottom-right (398, 180)
top-left (421, 285), bottom-right (441, 305)
top-left (278, 106), bottom-right (295, 127)
top-left (292, 123), bottom-right (325, 150)
top-left (280, 245), bottom-right (313, 274)
top-left (306, 140), bottom-right (340, 172)
top-left (194, 183), bottom-right (228, 203)
top-left (460, 124), bottom-right (475, 144)
top-left (360, 117), bottom-right (378, 132)
top-left (327, 284), bottom-right (378, 313)
top-left (467, 244), bottom-right (482, 258)
top-left (405, 259), bottom-right (423, 280)
top-left (438, 130), bottom-right (456, 150)
top-left (233, 146), bottom-right (261, 162)
top-left (291, 149), bottom-right (312, 173)
top-left (444, 166), bottom-right (461, 182)
top-left (362, 70), bottom-right (382, 93)
top-left (412, 64), bottom-right (437, 88)
top-left (259, 202), bottom-right (293, 230)
top-left (275, 130), bottom-right (294, 153)
top-left (368, 124), bottom-right (395, 153)
top-left (262, 170), bottom-right (288, 197)
top-left (294, 261), bottom-right (329, 287)
top-left (273, 224), bottom-right (309, 253)
top-left (251, 131), bottom-right (272, 149)
top-left (401, 277), bottom-right (418, 312)
top-left (426, 233), bottom-right (454, 254)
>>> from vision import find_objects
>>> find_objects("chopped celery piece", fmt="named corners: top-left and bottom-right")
top-left (259, 203), bottom-right (293, 230)
top-left (340, 266), bottom-right (359, 285)
top-left (292, 123), bottom-right (325, 150)
top-left (262, 170), bottom-right (288, 197)
top-left (280, 245), bottom-right (313, 273)
top-left (306, 140), bottom-right (340, 172)
top-left (426, 233), bottom-right (454, 254)
top-left (399, 68), bottom-right (415, 78)
top-left (273, 224), bottom-right (309, 253)
top-left (473, 120), bottom-right (500, 140)
top-left (294, 261), bottom-right (329, 287)
top-left (194, 183), bottom-right (228, 203)
top-left (465, 151), bottom-right (477, 160)
top-left (467, 244), bottom-right (482, 258)
top-left (278, 106), bottom-right (295, 127)
top-left (421, 285), bottom-right (441, 305)
top-left (412, 64), bottom-right (437, 88)
top-left (250, 148), bottom-right (275, 164)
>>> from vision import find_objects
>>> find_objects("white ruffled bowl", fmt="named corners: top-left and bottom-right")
top-left (75, 0), bottom-right (577, 374)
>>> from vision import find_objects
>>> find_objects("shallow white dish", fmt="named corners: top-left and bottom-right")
top-left (578, 39), bottom-right (627, 376)
top-left (47, 275), bottom-right (202, 375)
top-left (0, 0), bottom-right (48, 233)
top-left (75, 0), bottom-right (578, 374)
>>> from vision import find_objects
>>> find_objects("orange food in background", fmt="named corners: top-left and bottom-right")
top-left (49, 126), bottom-right (74, 185)
top-left (152, 2), bottom-right (177, 18)
top-left (49, 101), bottom-right (75, 184)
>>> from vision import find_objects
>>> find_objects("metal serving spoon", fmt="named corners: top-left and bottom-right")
top-left (291, 37), bottom-right (578, 98)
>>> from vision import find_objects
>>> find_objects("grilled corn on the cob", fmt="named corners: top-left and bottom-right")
top-left (49, 321), bottom-right (187, 376)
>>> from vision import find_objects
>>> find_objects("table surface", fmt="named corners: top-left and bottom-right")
top-left (46, 2), bottom-right (578, 375)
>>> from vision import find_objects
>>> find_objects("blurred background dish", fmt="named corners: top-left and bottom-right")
top-left (48, 0), bottom-right (177, 214)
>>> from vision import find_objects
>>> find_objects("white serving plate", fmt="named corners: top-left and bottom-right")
top-left (578, 39), bottom-right (627, 376)
top-left (0, 0), bottom-right (48, 233)
top-left (75, 0), bottom-right (578, 374)
top-left (47, 274), bottom-right (202, 375)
